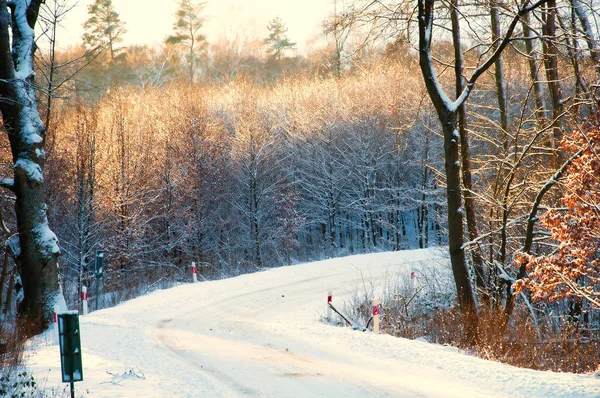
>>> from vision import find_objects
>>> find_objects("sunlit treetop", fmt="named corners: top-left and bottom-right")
top-left (82, 0), bottom-right (127, 62)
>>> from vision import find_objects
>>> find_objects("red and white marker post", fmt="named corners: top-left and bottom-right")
top-left (327, 290), bottom-right (332, 321)
top-left (410, 271), bottom-right (416, 295)
top-left (81, 286), bottom-right (88, 315)
top-left (191, 261), bottom-right (198, 283)
top-left (372, 296), bottom-right (380, 334)
top-left (53, 304), bottom-right (59, 343)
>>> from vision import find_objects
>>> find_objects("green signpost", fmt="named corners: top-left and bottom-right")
top-left (57, 312), bottom-right (83, 398)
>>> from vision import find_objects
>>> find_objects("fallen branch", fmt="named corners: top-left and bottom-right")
top-left (328, 303), bottom-right (353, 327)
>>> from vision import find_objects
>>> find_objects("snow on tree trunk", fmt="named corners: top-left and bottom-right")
top-left (0, 0), bottom-right (60, 337)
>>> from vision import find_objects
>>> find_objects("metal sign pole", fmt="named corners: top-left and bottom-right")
top-left (95, 279), bottom-right (99, 311)
top-left (58, 312), bottom-right (83, 397)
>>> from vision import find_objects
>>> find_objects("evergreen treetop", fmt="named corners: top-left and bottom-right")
top-left (265, 17), bottom-right (296, 60)
top-left (82, 0), bottom-right (126, 62)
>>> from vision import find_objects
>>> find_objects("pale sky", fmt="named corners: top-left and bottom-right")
top-left (54, 0), bottom-right (334, 54)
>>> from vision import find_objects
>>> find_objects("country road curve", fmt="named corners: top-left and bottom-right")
top-left (25, 248), bottom-right (600, 397)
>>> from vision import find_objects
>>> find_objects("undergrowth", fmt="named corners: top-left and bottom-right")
top-left (339, 265), bottom-right (600, 374)
top-left (1, 323), bottom-right (70, 398)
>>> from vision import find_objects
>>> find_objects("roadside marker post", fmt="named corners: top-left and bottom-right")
top-left (372, 297), bottom-right (380, 334)
top-left (327, 290), bottom-right (332, 321)
top-left (81, 286), bottom-right (88, 315)
top-left (192, 262), bottom-right (198, 283)
top-left (410, 271), bottom-right (416, 295)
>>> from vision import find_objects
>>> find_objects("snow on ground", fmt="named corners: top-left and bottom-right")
top-left (24, 248), bottom-right (600, 397)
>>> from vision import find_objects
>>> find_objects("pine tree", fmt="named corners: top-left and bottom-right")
top-left (82, 0), bottom-right (126, 63)
top-left (166, 0), bottom-right (207, 84)
top-left (264, 17), bottom-right (296, 60)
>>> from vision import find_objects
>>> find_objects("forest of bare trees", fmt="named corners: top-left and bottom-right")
top-left (3, 0), bottom-right (600, 372)
top-left (44, 64), bottom-right (443, 306)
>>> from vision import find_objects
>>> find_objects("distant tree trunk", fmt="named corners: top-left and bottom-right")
top-left (395, 205), bottom-right (402, 250)
top-left (559, 8), bottom-right (592, 112)
top-left (521, 12), bottom-right (547, 128)
top-left (490, 1), bottom-right (513, 285)
top-left (541, 0), bottom-right (564, 159)
top-left (74, 105), bottom-right (98, 299)
top-left (0, 0), bottom-right (61, 337)
top-left (570, 0), bottom-right (600, 92)
top-left (43, 2), bottom-right (58, 133)
top-left (491, 1), bottom-right (509, 150)
top-left (419, 132), bottom-right (430, 249)
top-left (189, 34), bottom-right (195, 84)
top-left (328, 165), bottom-right (337, 248)
top-left (163, 138), bottom-right (174, 258)
top-left (250, 176), bottom-right (262, 268)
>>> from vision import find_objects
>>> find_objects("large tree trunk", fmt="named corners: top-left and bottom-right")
top-left (451, 0), bottom-right (487, 301)
top-left (417, 0), bottom-right (548, 343)
top-left (0, 0), bottom-right (61, 337)
top-left (418, 0), bottom-right (478, 344)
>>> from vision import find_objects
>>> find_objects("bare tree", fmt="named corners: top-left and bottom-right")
top-left (417, 0), bottom-right (548, 342)
top-left (322, 0), bottom-right (356, 78)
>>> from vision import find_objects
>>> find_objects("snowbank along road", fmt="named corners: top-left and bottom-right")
top-left (25, 248), bottom-right (600, 397)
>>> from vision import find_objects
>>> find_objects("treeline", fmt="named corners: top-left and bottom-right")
top-left (41, 61), bottom-right (446, 304)
top-left (39, 0), bottom-right (360, 101)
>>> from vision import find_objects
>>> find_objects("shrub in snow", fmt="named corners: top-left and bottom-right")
top-left (0, 370), bottom-right (37, 397)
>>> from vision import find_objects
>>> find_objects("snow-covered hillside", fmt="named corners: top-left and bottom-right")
top-left (25, 249), bottom-right (600, 397)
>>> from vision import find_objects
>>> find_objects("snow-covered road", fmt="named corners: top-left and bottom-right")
top-left (26, 249), bottom-right (600, 397)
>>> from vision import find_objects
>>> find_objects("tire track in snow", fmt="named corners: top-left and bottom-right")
top-left (153, 255), bottom-right (437, 396)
